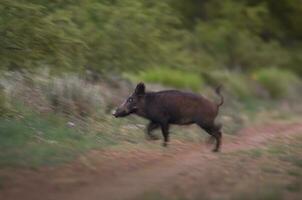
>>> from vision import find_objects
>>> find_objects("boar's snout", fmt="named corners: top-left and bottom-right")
top-left (112, 107), bottom-right (129, 118)
top-left (112, 109), bottom-right (118, 118)
top-left (112, 108), bottom-right (122, 118)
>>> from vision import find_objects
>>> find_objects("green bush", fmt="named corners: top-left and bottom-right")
top-left (131, 68), bottom-right (204, 91)
top-left (253, 68), bottom-right (300, 98)
top-left (206, 71), bottom-right (253, 100)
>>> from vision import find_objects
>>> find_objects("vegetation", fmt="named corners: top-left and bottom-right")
top-left (0, 86), bottom-right (6, 116)
top-left (0, 110), bottom-right (98, 167)
top-left (1, 0), bottom-right (302, 75)
top-left (1, 0), bottom-right (302, 168)
top-left (205, 70), bottom-right (254, 100)
top-left (1, 2), bottom-right (302, 200)
top-left (253, 68), bottom-right (300, 98)
top-left (0, 71), bottom-right (300, 168)
top-left (42, 75), bottom-right (104, 117)
top-left (127, 68), bottom-right (204, 91)
top-left (1, 0), bottom-right (301, 99)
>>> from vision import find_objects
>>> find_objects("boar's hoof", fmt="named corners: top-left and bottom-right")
top-left (146, 134), bottom-right (160, 141)
top-left (162, 142), bottom-right (168, 147)
top-left (150, 135), bottom-right (160, 140)
top-left (206, 136), bottom-right (215, 145)
top-left (212, 148), bottom-right (220, 153)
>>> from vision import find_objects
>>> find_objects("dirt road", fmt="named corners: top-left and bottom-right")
top-left (1, 121), bottom-right (302, 200)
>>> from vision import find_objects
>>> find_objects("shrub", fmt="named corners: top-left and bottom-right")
top-left (206, 70), bottom-right (253, 100)
top-left (253, 68), bottom-right (300, 99)
top-left (41, 75), bottom-right (104, 117)
top-left (129, 68), bottom-right (204, 91)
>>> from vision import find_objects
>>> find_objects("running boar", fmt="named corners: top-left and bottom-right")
top-left (113, 83), bottom-right (224, 152)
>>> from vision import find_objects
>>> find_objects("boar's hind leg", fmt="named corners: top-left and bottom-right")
top-left (160, 123), bottom-right (170, 147)
top-left (146, 122), bottom-right (160, 140)
top-left (198, 123), bottom-right (222, 152)
top-left (213, 130), bottom-right (222, 152)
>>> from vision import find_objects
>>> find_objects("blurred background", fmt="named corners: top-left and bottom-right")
top-left (0, 0), bottom-right (302, 200)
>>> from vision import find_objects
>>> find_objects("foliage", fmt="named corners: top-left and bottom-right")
top-left (195, 22), bottom-right (290, 70)
top-left (0, 0), bottom-right (180, 73)
top-left (206, 71), bottom-right (253, 100)
top-left (130, 68), bottom-right (204, 91)
top-left (73, 0), bottom-right (181, 73)
top-left (1, 0), bottom-right (302, 77)
top-left (0, 0), bottom-right (85, 72)
top-left (253, 68), bottom-right (300, 98)
top-left (171, 0), bottom-right (302, 75)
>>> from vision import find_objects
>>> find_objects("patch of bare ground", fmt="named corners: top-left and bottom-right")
top-left (1, 121), bottom-right (302, 200)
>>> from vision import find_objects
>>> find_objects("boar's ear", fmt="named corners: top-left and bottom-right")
top-left (134, 82), bottom-right (145, 95)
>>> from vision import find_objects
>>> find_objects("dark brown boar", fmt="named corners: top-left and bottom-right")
top-left (113, 83), bottom-right (224, 152)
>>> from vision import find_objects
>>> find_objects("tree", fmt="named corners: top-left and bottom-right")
top-left (0, 0), bottom-right (85, 72)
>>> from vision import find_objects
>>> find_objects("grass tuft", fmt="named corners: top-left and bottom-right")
top-left (126, 68), bottom-right (204, 91)
top-left (0, 108), bottom-right (105, 168)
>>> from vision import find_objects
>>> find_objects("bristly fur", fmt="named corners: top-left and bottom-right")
top-left (113, 83), bottom-right (224, 152)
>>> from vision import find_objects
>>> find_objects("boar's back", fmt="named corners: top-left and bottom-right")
top-left (144, 90), bottom-right (218, 125)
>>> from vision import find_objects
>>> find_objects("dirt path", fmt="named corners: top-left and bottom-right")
top-left (1, 121), bottom-right (302, 200)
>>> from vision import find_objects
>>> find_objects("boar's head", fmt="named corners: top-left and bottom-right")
top-left (113, 82), bottom-right (145, 118)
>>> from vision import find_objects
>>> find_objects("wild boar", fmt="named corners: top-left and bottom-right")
top-left (113, 83), bottom-right (224, 152)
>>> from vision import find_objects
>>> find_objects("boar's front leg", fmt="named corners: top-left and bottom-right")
top-left (146, 122), bottom-right (160, 140)
top-left (160, 123), bottom-right (170, 147)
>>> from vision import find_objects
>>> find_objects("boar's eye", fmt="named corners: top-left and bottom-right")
top-left (127, 97), bottom-right (133, 103)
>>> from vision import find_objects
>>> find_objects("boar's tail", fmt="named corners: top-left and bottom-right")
top-left (215, 85), bottom-right (224, 107)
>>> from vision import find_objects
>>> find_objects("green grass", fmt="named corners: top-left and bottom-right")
top-left (245, 148), bottom-right (263, 158)
top-left (125, 68), bottom-right (204, 91)
top-left (0, 110), bottom-right (105, 168)
top-left (0, 85), bottom-right (7, 116)
top-left (287, 169), bottom-right (301, 177)
top-left (232, 186), bottom-right (283, 200)
top-left (254, 135), bottom-right (302, 194)
top-left (268, 136), bottom-right (302, 170)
